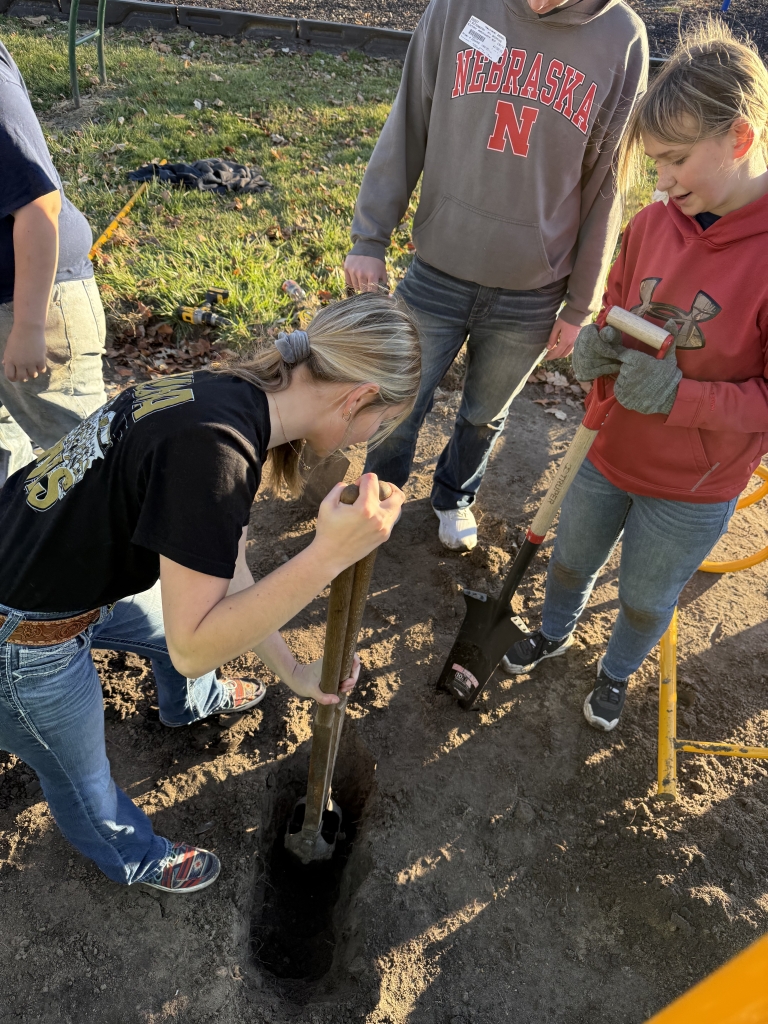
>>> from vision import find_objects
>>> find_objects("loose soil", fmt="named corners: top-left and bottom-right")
top-left (2, 371), bottom-right (767, 1023)
top-left (149, 0), bottom-right (768, 58)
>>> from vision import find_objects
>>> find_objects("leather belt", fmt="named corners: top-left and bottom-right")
top-left (0, 608), bottom-right (100, 647)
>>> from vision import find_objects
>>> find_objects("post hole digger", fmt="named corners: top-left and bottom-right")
top-left (438, 306), bottom-right (675, 710)
top-left (285, 480), bottom-right (392, 865)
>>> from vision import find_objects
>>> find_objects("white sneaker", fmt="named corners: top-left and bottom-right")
top-left (435, 507), bottom-right (477, 551)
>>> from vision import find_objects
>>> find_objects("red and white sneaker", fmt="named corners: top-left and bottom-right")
top-left (214, 677), bottom-right (267, 716)
top-left (142, 842), bottom-right (221, 893)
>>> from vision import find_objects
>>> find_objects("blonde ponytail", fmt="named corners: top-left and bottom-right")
top-left (215, 292), bottom-right (421, 496)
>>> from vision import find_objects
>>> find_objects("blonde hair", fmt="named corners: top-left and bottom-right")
top-left (218, 291), bottom-right (421, 495)
top-left (618, 19), bottom-right (768, 195)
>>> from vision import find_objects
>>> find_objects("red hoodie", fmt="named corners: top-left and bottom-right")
top-left (588, 191), bottom-right (768, 502)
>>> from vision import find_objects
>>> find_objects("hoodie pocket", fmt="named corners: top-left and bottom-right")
top-left (412, 194), bottom-right (554, 290)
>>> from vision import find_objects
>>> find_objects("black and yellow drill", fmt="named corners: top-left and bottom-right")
top-left (176, 288), bottom-right (232, 327)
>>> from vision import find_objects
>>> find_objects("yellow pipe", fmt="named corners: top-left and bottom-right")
top-left (657, 607), bottom-right (678, 801)
top-left (734, 464), bottom-right (768, 510)
top-left (676, 739), bottom-right (768, 760)
top-left (700, 466), bottom-right (768, 572)
top-left (88, 178), bottom-right (157, 259)
top-left (644, 932), bottom-right (768, 1024)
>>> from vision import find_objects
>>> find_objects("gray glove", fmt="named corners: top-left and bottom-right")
top-left (614, 330), bottom-right (681, 416)
top-left (571, 324), bottom-right (624, 381)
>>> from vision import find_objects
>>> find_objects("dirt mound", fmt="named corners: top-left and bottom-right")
top-left (1, 382), bottom-right (767, 1022)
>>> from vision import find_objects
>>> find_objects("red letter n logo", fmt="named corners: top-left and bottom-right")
top-left (452, 48), bottom-right (475, 98)
top-left (487, 100), bottom-right (539, 157)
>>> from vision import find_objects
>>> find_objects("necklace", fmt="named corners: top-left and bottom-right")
top-left (272, 395), bottom-right (309, 468)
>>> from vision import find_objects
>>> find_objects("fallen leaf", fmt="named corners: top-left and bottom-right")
top-left (210, 73), bottom-right (224, 82)
top-left (545, 408), bottom-right (568, 420)
top-left (213, 98), bottom-right (225, 108)
top-left (115, 367), bottom-right (132, 377)
top-left (223, 145), bottom-right (236, 155)
top-left (193, 99), bottom-right (203, 110)
top-left (356, 92), bottom-right (364, 103)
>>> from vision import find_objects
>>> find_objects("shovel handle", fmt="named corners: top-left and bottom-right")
top-left (318, 480), bottom-right (393, 695)
top-left (602, 305), bottom-right (675, 359)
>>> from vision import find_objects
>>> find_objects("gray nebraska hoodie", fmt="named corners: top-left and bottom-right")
top-left (350, 0), bottom-right (648, 325)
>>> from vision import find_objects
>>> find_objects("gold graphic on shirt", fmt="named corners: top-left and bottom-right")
top-left (25, 408), bottom-right (115, 512)
top-left (132, 373), bottom-right (195, 422)
top-left (630, 278), bottom-right (721, 349)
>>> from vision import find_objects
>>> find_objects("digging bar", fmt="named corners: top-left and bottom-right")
top-left (285, 480), bottom-right (392, 864)
top-left (437, 306), bottom-right (674, 709)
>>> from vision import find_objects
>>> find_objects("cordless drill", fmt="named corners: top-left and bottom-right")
top-left (176, 288), bottom-right (232, 327)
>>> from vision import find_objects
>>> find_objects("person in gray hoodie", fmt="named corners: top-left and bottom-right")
top-left (345, 0), bottom-right (648, 551)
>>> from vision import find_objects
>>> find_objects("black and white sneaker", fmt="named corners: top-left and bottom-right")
top-left (501, 630), bottom-right (574, 675)
top-left (583, 659), bottom-right (628, 732)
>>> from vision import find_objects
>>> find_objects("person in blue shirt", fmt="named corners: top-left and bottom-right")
top-left (0, 39), bottom-right (106, 486)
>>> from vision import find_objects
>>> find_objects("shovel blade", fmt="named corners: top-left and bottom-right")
top-left (437, 589), bottom-right (529, 709)
top-left (284, 796), bottom-right (343, 865)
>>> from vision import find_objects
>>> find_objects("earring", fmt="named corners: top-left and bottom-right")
top-left (343, 410), bottom-right (352, 422)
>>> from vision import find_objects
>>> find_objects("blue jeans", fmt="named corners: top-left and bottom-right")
top-left (365, 256), bottom-right (566, 509)
top-left (0, 582), bottom-right (224, 884)
top-left (541, 458), bottom-right (737, 680)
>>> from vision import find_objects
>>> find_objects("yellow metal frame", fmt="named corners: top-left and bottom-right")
top-left (699, 465), bottom-right (768, 573)
top-left (658, 464), bottom-right (768, 798)
top-left (658, 607), bottom-right (768, 800)
top-left (644, 932), bottom-right (768, 1023)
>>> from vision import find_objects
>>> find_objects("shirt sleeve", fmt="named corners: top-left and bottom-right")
top-left (560, 29), bottom-right (649, 327)
top-left (131, 422), bottom-right (259, 579)
top-left (348, 1), bottom-right (442, 262)
top-left (0, 78), bottom-right (59, 220)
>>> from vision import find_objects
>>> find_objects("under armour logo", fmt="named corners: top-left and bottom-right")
top-left (630, 278), bottom-right (721, 349)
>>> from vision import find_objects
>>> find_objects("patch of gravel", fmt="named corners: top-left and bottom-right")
top-left (156, 0), bottom-right (768, 58)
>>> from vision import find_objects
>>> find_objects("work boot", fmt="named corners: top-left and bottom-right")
top-left (583, 660), bottom-right (628, 732)
top-left (142, 842), bottom-right (220, 893)
top-left (501, 629), bottom-right (574, 674)
top-left (435, 507), bottom-right (477, 551)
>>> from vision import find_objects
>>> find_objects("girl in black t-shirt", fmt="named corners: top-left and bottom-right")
top-left (0, 293), bottom-right (420, 893)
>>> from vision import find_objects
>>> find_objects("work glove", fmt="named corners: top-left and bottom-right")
top-left (614, 323), bottom-right (681, 416)
top-left (571, 323), bottom-right (624, 382)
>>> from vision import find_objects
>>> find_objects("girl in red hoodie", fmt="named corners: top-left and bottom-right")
top-left (501, 21), bottom-right (768, 731)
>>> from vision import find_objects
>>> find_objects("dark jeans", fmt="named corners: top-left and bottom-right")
top-left (365, 256), bottom-right (566, 509)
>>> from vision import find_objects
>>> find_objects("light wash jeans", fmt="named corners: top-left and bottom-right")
top-left (365, 256), bottom-right (566, 509)
top-left (0, 582), bottom-right (225, 884)
top-left (0, 277), bottom-right (107, 481)
top-left (541, 458), bottom-right (737, 680)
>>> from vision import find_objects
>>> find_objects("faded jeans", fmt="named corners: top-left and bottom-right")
top-left (0, 582), bottom-right (225, 884)
top-left (0, 277), bottom-right (107, 481)
top-left (541, 458), bottom-right (737, 680)
top-left (365, 256), bottom-right (566, 509)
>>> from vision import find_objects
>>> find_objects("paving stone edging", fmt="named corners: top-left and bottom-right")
top-left (0, 0), bottom-right (414, 56)
top-left (0, 0), bottom-right (669, 65)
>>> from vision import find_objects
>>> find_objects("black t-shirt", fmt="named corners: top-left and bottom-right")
top-left (695, 212), bottom-right (721, 231)
top-left (0, 371), bottom-right (270, 613)
top-left (0, 41), bottom-right (94, 303)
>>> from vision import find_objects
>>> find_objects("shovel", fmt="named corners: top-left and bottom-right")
top-left (285, 480), bottom-right (392, 864)
top-left (437, 306), bottom-right (674, 709)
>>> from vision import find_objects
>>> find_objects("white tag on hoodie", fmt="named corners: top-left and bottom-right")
top-left (459, 17), bottom-right (507, 65)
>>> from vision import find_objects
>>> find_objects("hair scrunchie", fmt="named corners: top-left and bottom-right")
top-left (274, 329), bottom-right (310, 365)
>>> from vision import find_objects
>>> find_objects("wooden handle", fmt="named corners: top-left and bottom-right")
top-left (340, 481), bottom-right (393, 504)
top-left (605, 307), bottom-right (673, 355)
top-left (528, 424), bottom-right (599, 541)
